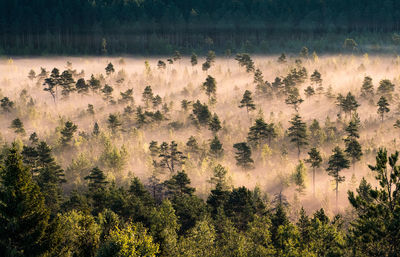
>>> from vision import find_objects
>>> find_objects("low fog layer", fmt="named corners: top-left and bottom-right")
top-left (0, 54), bottom-right (398, 218)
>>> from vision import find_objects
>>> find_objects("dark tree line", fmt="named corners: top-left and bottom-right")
top-left (2, 0), bottom-right (400, 54)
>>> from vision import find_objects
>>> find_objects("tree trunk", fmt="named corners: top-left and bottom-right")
top-left (313, 167), bottom-right (316, 197)
top-left (336, 180), bottom-right (339, 211)
top-left (297, 144), bottom-right (301, 159)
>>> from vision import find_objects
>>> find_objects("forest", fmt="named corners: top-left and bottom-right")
top-left (0, 49), bottom-right (400, 256)
top-left (2, 0), bottom-right (400, 54)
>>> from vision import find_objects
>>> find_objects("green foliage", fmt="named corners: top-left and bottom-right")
top-left (10, 118), bottom-right (25, 135)
top-left (292, 161), bottom-right (307, 193)
top-left (288, 114), bottom-right (308, 158)
top-left (209, 136), bottom-right (224, 159)
top-left (377, 79), bottom-right (395, 100)
top-left (192, 100), bottom-right (211, 126)
top-left (60, 120), bottom-right (78, 146)
top-left (202, 75), bottom-right (217, 99)
top-left (0, 147), bottom-right (50, 257)
top-left (97, 223), bottom-right (159, 257)
top-left (208, 113), bottom-right (222, 134)
top-left (58, 210), bottom-right (101, 257)
top-left (235, 53), bottom-right (255, 73)
top-left (233, 142), bottom-right (254, 169)
top-left (377, 96), bottom-right (390, 122)
top-left (327, 146), bottom-right (350, 208)
top-left (247, 118), bottom-right (277, 147)
top-left (239, 90), bottom-right (256, 113)
top-left (348, 149), bottom-right (400, 256)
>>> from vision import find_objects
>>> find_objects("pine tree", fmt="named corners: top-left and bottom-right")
top-left (377, 79), bottom-right (395, 100)
top-left (304, 86), bottom-right (315, 98)
top-left (10, 118), bottom-right (25, 135)
top-left (209, 136), bottom-right (224, 159)
top-left (60, 121), bottom-right (78, 146)
top-left (239, 90), bottom-right (256, 114)
top-left (35, 141), bottom-right (65, 213)
top-left (235, 53), bottom-right (255, 72)
top-left (348, 149), bottom-right (400, 256)
top-left (142, 85), bottom-right (154, 108)
top-left (165, 170), bottom-right (195, 197)
top-left (360, 76), bottom-right (374, 101)
top-left (326, 146), bottom-right (350, 210)
top-left (101, 84), bottom-right (114, 101)
top-left (344, 120), bottom-right (362, 172)
top-left (192, 100), bottom-right (211, 126)
top-left (0, 147), bottom-right (50, 256)
top-left (285, 87), bottom-right (304, 112)
top-left (43, 68), bottom-right (60, 103)
top-left (59, 70), bottom-right (75, 98)
top-left (173, 50), bottom-right (182, 62)
top-left (76, 78), bottom-right (89, 94)
top-left (190, 53), bottom-right (198, 66)
top-left (253, 68), bottom-right (264, 86)
top-left (29, 132), bottom-right (39, 144)
top-left (207, 164), bottom-right (230, 217)
top-left (377, 96), bottom-right (390, 122)
top-left (292, 160), bottom-right (307, 193)
top-left (88, 74), bottom-right (101, 93)
top-left (233, 142), bottom-right (254, 170)
top-left (84, 167), bottom-right (109, 213)
top-left (208, 113), bottom-right (221, 134)
top-left (105, 62), bottom-right (115, 76)
top-left (202, 75), bottom-right (217, 100)
top-left (28, 69), bottom-right (36, 80)
top-left (93, 122), bottom-right (100, 136)
top-left (247, 118), bottom-right (277, 147)
top-left (159, 141), bottom-right (186, 173)
top-left (288, 114), bottom-right (308, 159)
top-left (305, 148), bottom-right (322, 197)
top-left (108, 114), bottom-right (122, 134)
top-left (157, 60), bottom-right (166, 69)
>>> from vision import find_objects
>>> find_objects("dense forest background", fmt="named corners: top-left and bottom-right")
top-left (2, 0), bottom-right (400, 55)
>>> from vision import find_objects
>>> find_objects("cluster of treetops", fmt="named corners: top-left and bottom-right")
top-left (2, 0), bottom-right (399, 32)
top-left (1, 50), bottom-right (400, 255)
top-left (2, 0), bottom-right (400, 54)
top-left (5, 50), bottom-right (399, 206)
top-left (2, 142), bottom-right (400, 256)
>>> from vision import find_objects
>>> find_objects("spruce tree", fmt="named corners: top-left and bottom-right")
top-left (326, 146), bottom-right (350, 210)
top-left (288, 114), bottom-right (308, 159)
top-left (0, 147), bottom-right (50, 256)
